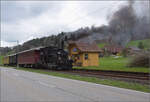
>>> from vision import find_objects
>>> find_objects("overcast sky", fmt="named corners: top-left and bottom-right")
top-left (1, 1), bottom-right (130, 47)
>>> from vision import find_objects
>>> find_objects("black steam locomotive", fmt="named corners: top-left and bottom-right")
top-left (3, 38), bottom-right (73, 70)
top-left (39, 46), bottom-right (73, 70)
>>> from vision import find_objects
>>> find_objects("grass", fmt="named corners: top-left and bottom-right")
top-left (0, 55), bottom-right (4, 65)
top-left (74, 57), bottom-right (150, 73)
top-left (126, 39), bottom-right (150, 50)
top-left (98, 39), bottom-right (150, 49)
top-left (98, 43), bottom-right (106, 48)
top-left (4, 67), bottom-right (148, 93)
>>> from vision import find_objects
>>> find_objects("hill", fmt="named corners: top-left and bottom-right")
top-left (126, 39), bottom-right (150, 49)
top-left (97, 39), bottom-right (150, 50)
top-left (0, 33), bottom-right (64, 55)
top-left (98, 43), bottom-right (106, 48)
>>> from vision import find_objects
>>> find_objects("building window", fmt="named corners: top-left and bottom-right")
top-left (84, 53), bottom-right (88, 60)
top-left (73, 48), bottom-right (77, 52)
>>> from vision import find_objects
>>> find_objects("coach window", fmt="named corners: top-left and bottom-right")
top-left (84, 53), bottom-right (88, 60)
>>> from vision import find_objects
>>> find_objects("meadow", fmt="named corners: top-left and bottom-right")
top-left (126, 39), bottom-right (150, 50)
top-left (98, 39), bottom-right (150, 50)
top-left (74, 56), bottom-right (150, 73)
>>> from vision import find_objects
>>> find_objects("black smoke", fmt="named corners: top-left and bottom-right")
top-left (108, 0), bottom-right (150, 46)
top-left (66, 0), bottom-right (150, 46)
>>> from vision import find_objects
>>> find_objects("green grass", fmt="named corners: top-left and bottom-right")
top-left (4, 67), bottom-right (148, 93)
top-left (74, 57), bottom-right (150, 73)
top-left (0, 55), bottom-right (4, 65)
top-left (126, 39), bottom-right (150, 50)
top-left (98, 39), bottom-right (150, 49)
top-left (98, 43), bottom-right (106, 48)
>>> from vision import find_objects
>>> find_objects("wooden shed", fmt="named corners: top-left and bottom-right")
top-left (68, 41), bottom-right (102, 67)
top-left (103, 44), bottom-right (123, 55)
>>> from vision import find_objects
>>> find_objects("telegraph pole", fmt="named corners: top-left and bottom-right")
top-left (0, 32), bottom-right (1, 56)
top-left (0, 1), bottom-right (1, 55)
top-left (0, 22), bottom-right (1, 56)
top-left (17, 40), bottom-right (19, 68)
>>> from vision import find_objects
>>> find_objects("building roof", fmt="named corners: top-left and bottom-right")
top-left (103, 44), bottom-right (123, 53)
top-left (17, 46), bottom-right (44, 54)
top-left (128, 46), bottom-right (141, 51)
top-left (68, 41), bottom-right (102, 52)
top-left (104, 44), bottom-right (123, 49)
top-left (4, 46), bottom-right (45, 57)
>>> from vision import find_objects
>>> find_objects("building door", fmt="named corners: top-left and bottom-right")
top-left (71, 54), bottom-right (79, 66)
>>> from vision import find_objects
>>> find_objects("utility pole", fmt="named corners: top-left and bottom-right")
top-left (17, 40), bottom-right (19, 68)
top-left (0, 24), bottom-right (1, 56)
top-left (0, 1), bottom-right (2, 56)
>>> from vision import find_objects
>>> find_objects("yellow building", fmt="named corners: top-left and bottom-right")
top-left (3, 56), bottom-right (9, 65)
top-left (68, 41), bottom-right (102, 67)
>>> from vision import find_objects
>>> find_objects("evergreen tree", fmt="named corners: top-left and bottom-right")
top-left (138, 42), bottom-right (144, 49)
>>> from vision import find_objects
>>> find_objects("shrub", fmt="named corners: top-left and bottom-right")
top-left (121, 48), bottom-right (129, 57)
top-left (128, 53), bottom-right (150, 68)
top-left (103, 48), bottom-right (111, 57)
top-left (138, 42), bottom-right (144, 49)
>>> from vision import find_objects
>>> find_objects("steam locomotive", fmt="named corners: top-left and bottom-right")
top-left (3, 46), bottom-right (73, 70)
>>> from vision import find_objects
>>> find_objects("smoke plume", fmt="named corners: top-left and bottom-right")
top-left (65, 0), bottom-right (150, 46)
top-left (108, 0), bottom-right (150, 46)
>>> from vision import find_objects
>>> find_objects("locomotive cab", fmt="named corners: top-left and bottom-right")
top-left (40, 46), bottom-right (72, 70)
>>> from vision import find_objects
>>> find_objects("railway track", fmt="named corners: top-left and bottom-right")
top-left (70, 69), bottom-right (149, 80)
top-left (57, 69), bottom-right (150, 84)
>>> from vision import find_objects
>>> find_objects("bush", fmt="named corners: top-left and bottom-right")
top-left (121, 48), bottom-right (129, 57)
top-left (128, 53), bottom-right (150, 68)
top-left (103, 49), bottom-right (111, 57)
top-left (138, 42), bottom-right (144, 49)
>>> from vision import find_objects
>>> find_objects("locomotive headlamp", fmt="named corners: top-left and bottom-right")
top-left (57, 52), bottom-right (61, 54)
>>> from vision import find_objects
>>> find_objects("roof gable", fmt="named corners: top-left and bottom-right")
top-left (69, 41), bottom-right (102, 52)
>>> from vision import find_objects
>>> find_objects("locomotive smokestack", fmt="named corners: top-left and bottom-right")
top-left (61, 40), bottom-right (64, 49)
top-left (59, 32), bottom-right (68, 49)
top-left (60, 35), bottom-right (68, 49)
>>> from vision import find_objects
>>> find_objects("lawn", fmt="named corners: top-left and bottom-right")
top-left (7, 67), bottom-right (149, 92)
top-left (74, 56), bottom-right (150, 73)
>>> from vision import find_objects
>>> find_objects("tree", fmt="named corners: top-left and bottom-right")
top-left (121, 48), bottom-right (128, 57)
top-left (138, 42), bottom-right (144, 49)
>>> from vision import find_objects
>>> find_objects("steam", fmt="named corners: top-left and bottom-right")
top-left (108, 0), bottom-right (137, 45)
top-left (65, 0), bottom-right (150, 46)
top-left (109, 0), bottom-right (150, 46)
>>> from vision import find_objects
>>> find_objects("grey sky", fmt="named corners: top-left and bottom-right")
top-left (1, 1), bottom-right (129, 47)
